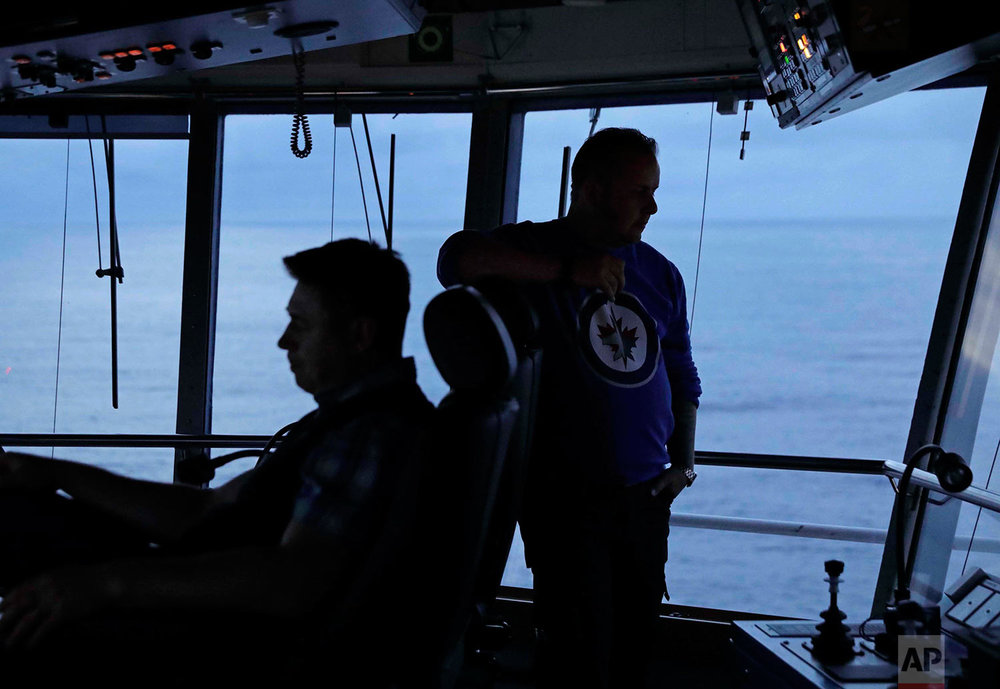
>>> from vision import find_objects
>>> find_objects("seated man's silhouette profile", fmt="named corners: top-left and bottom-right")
top-left (0, 239), bottom-right (432, 682)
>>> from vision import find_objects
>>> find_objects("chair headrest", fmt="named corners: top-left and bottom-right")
top-left (424, 285), bottom-right (517, 394)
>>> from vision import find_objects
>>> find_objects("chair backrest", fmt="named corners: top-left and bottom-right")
top-left (466, 279), bottom-right (542, 609)
top-left (404, 285), bottom-right (521, 686)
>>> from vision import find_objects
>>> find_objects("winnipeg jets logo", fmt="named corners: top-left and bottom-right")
top-left (597, 311), bottom-right (639, 367)
top-left (578, 291), bottom-right (660, 388)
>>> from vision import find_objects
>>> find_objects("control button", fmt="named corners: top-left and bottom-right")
top-left (153, 51), bottom-right (176, 66)
top-left (948, 585), bottom-right (995, 623)
top-left (765, 89), bottom-right (789, 105)
top-left (966, 593), bottom-right (999, 629)
top-left (190, 41), bottom-right (223, 60)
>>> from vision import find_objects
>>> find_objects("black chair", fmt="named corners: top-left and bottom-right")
top-left (463, 280), bottom-right (542, 655)
top-left (403, 284), bottom-right (522, 688)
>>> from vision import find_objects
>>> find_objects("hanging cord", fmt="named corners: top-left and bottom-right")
top-left (84, 117), bottom-right (104, 271)
top-left (349, 123), bottom-right (373, 242)
top-left (290, 45), bottom-right (313, 159)
top-left (689, 99), bottom-right (715, 335)
top-left (739, 100), bottom-right (753, 160)
top-left (961, 437), bottom-right (998, 576)
top-left (101, 126), bottom-right (123, 275)
top-left (588, 107), bottom-right (602, 139)
top-left (51, 139), bottom-right (71, 457)
top-left (330, 115), bottom-right (337, 242)
top-left (97, 116), bottom-right (124, 409)
top-left (388, 133), bottom-right (395, 251)
top-left (361, 113), bottom-right (390, 247)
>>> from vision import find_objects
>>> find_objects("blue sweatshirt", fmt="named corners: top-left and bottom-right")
top-left (438, 220), bottom-right (701, 486)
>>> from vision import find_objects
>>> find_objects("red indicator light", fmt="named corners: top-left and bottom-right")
top-left (96, 72), bottom-right (112, 80)
top-left (12, 55), bottom-right (32, 65)
top-left (114, 51), bottom-right (129, 58)
top-left (127, 48), bottom-right (143, 56)
top-left (162, 43), bottom-right (177, 51)
top-left (779, 41), bottom-right (788, 53)
top-left (147, 45), bottom-right (162, 53)
top-left (99, 52), bottom-right (115, 60)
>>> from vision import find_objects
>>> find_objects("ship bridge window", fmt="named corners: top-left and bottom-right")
top-left (503, 86), bottom-right (986, 617)
top-left (0, 134), bottom-right (188, 482)
top-left (211, 112), bottom-right (470, 480)
top-left (914, 116), bottom-right (1000, 601)
top-left (944, 339), bottom-right (1000, 586)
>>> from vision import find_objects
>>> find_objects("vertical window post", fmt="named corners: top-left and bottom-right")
top-left (464, 96), bottom-right (524, 230)
top-left (174, 103), bottom-right (224, 485)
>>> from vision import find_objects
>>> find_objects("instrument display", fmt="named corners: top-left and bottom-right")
top-left (736, 0), bottom-right (1000, 129)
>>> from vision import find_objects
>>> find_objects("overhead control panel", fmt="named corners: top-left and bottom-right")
top-left (0, 1), bottom-right (424, 103)
top-left (735, 0), bottom-right (1000, 129)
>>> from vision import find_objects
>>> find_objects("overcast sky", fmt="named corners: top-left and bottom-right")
top-left (0, 85), bottom-right (987, 244)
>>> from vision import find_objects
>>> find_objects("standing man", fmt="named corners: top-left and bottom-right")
top-left (437, 128), bottom-right (701, 688)
top-left (0, 239), bottom-right (431, 683)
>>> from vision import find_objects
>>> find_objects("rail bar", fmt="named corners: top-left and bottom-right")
top-left (0, 439), bottom-right (888, 473)
top-left (883, 460), bottom-right (1000, 513)
top-left (671, 513), bottom-right (1000, 553)
top-left (696, 451), bottom-right (886, 475)
top-left (0, 434), bottom-right (270, 449)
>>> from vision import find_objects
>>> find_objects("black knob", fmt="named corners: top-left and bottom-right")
top-left (765, 89), bottom-right (789, 106)
top-left (190, 41), bottom-right (222, 60)
top-left (825, 560), bottom-right (844, 577)
top-left (153, 51), bottom-right (176, 66)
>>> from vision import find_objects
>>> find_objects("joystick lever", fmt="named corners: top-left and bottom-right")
top-left (810, 560), bottom-right (858, 664)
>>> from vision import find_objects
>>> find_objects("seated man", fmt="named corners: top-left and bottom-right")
top-left (0, 239), bottom-right (432, 680)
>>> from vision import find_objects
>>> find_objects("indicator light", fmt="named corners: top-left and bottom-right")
top-left (99, 51), bottom-right (116, 60)
top-left (162, 43), bottom-right (177, 51)
top-left (800, 34), bottom-right (810, 46)
top-left (114, 51), bottom-right (128, 58)
top-left (96, 71), bottom-right (112, 79)
top-left (779, 41), bottom-right (787, 52)
top-left (147, 45), bottom-right (162, 53)
top-left (803, 46), bottom-right (812, 59)
top-left (794, 11), bottom-right (801, 20)
top-left (127, 48), bottom-right (143, 56)
top-left (12, 55), bottom-right (32, 65)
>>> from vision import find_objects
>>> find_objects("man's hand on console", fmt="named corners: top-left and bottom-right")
top-left (0, 565), bottom-right (112, 650)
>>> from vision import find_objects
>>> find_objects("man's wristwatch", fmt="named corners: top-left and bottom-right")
top-left (682, 467), bottom-right (697, 486)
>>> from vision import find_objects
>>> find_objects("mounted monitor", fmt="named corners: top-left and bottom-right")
top-left (736, 0), bottom-right (1000, 128)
